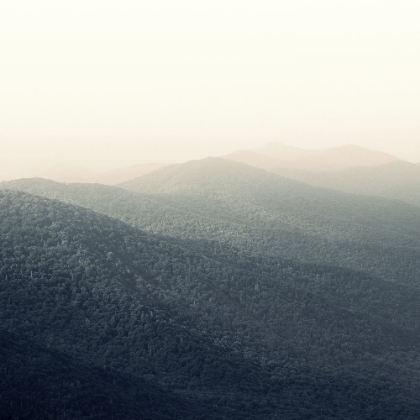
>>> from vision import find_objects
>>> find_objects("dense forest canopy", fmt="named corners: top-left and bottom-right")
top-left (2, 158), bottom-right (420, 419)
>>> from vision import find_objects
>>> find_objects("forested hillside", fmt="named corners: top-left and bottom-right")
top-left (120, 158), bottom-right (420, 287)
top-left (3, 0), bottom-right (419, 417)
top-left (0, 330), bottom-right (200, 420)
top-left (5, 169), bottom-right (420, 291)
top-left (1, 186), bottom-right (420, 418)
top-left (4, 178), bottom-right (420, 328)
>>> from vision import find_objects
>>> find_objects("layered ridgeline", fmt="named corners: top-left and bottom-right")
top-left (4, 157), bottom-right (420, 289)
top-left (4, 176), bottom-right (420, 329)
top-left (224, 144), bottom-right (399, 172)
top-left (1, 190), bottom-right (420, 419)
top-left (272, 161), bottom-right (420, 208)
top-left (120, 157), bottom-right (420, 287)
top-left (224, 144), bottom-right (420, 207)
top-left (3, 175), bottom-right (420, 334)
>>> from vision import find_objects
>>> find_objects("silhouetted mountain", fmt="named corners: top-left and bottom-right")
top-left (1, 189), bottom-right (420, 418)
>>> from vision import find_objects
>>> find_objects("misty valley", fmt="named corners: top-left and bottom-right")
top-left (1, 144), bottom-right (420, 419)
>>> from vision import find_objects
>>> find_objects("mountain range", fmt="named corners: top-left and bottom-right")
top-left (19, 142), bottom-right (420, 208)
top-left (2, 144), bottom-right (420, 418)
top-left (223, 143), bottom-right (420, 207)
top-left (224, 143), bottom-right (399, 172)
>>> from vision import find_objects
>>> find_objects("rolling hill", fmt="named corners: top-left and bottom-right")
top-left (2, 189), bottom-right (420, 418)
top-left (222, 144), bottom-right (420, 206)
top-left (120, 158), bottom-right (420, 287)
top-left (5, 158), bottom-right (420, 290)
top-left (272, 160), bottom-right (420, 207)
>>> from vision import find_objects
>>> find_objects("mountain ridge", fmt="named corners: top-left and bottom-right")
top-left (6, 163), bottom-right (420, 290)
top-left (223, 143), bottom-right (400, 172)
top-left (2, 177), bottom-right (420, 417)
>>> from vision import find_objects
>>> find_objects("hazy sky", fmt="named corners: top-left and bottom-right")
top-left (1, 1), bottom-right (420, 179)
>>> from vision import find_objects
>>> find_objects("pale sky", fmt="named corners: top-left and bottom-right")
top-left (1, 1), bottom-right (420, 179)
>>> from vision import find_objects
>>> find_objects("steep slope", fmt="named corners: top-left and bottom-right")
top-left (2, 190), bottom-right (420, 418)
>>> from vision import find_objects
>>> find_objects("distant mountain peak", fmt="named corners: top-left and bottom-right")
top-left (325, 143), bottom-right (398, 157)
top-left (253, 142), bottom-right (317, 161)
top-left (225, 142), bottom-right (400, 173)
top-left (222, 150), bottom-right (283, 171)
